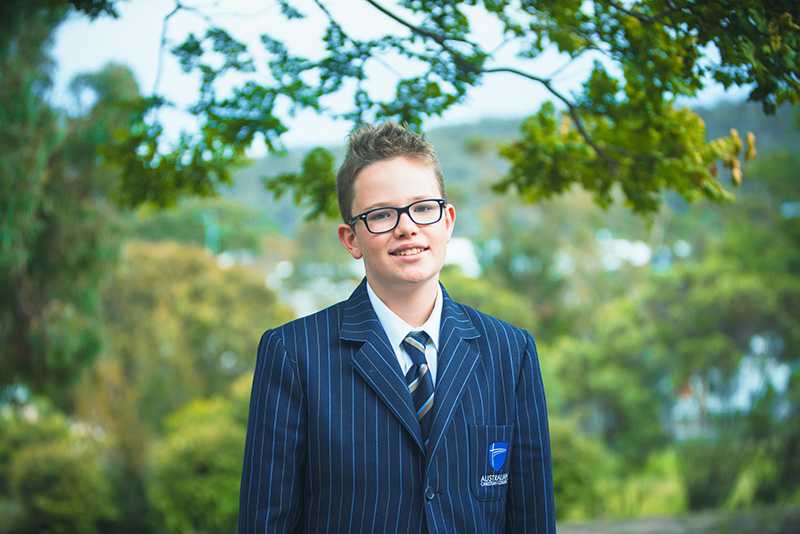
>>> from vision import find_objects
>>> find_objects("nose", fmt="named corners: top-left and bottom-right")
top-left (393, 211), bottom-right (419, 236)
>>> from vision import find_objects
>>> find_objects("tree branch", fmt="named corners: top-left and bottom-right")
top-left (607, 0), bottom-right (656, 23)
top-left (153, 1), bottom-right (217, 95)
top-left (363, 0), bottom-right (477, 51)
top-left (311, 0), bottom-right (336, 25)
top-left (153, 2), bottom-right (182, 95)
top-left (482, 67), bottom-right (616, 165)
top-left (363, 0), bottom-right (617, 166)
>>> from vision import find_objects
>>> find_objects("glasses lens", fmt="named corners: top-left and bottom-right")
top-left (365, 208), bottom-right (398, 233)
top-left (409, 200), bottom-right (442, 225)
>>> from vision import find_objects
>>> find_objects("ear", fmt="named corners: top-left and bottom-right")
top-left (338, 223), bottom-right (363, 259)
top-left (444, 203), bottom-right (456, 240)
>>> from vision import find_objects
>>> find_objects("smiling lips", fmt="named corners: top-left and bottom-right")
top-left (390, 246), bottom-right (429, 257)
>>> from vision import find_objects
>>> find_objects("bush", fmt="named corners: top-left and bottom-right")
top-left (9, 439), bottom-right (117, 533)
top-left (147, 398), bottom-right (245, 533)
top-left (551, 417), bottom-right (617, 521)
top-left (0, 399), bottom-right (70, 495)
top-left (552, 417), bottom-right (687, 521)
top-left (678, 436), bottom-right (750, 510)
top-left (604, 447), bottom-right (687, 518)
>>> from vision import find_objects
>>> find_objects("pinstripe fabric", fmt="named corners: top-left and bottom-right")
top-left (238, 277), bottom-right (555, 533)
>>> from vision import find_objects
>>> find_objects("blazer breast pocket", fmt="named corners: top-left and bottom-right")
top-left (469, 423), bottom-right (514, 501)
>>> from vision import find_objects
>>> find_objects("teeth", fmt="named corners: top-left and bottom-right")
top-left (394, 247), bottom-right (424, 256)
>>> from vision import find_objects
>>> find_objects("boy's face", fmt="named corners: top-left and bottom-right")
top-left (338, 156), bottom-right (456, 293)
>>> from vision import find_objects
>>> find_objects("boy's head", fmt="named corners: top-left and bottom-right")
top-left (336, 123), bottom-right (456, 294)
top-left (336, 123), bottom-right (446, 223)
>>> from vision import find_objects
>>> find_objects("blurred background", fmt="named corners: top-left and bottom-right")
top-left (2, 1), bottom-right (799, 533)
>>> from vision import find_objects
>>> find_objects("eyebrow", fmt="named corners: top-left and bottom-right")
top-left (360, 195), bottom-right (433, 212)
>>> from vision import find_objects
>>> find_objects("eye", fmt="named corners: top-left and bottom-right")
top-left (412, 202), bottom-right (436, 213)
top-left (367, 209), bottom-right (393, 221)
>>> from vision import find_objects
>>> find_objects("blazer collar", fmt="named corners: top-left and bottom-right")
top-left (340, 277), bottom-right (479, 342)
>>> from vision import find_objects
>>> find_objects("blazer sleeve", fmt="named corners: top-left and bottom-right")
top-left (238, 328), bottom-right (306, 533)
top-left (506, 331), bottom-right (556, 533)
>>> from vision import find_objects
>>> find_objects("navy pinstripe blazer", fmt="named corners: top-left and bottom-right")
top-left (238, 278), bottom-right (555, 533)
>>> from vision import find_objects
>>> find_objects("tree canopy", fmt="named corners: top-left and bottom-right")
top-left (59, 0), bottom-right (800, 216)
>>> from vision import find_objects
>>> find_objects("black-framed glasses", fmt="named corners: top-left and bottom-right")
top-left (349, 198), bottom-right (446, 234)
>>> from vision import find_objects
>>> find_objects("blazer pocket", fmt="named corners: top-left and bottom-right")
top-left (469, 424), bottom-right (514, 501)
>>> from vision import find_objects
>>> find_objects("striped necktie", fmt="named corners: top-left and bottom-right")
top-left (403, 331), bottom-right (435, 443)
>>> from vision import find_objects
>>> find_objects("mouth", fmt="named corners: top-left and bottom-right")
top-left (389, 246), bottom-right (429, 257)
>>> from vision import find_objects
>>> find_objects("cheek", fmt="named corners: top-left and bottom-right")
top-left (431, 229), bottom-right (450, 250)
top-left (362, 237), bottom-right (388, 259)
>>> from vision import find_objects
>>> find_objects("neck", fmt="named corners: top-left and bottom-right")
top-left (368, 277), bottom-right (438, 327)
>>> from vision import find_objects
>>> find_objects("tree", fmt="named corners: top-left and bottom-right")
top-left (147, 393), bottom-right (246, 534)
top-left (546, 296), bottom-right (673, 468)
top-left (85, 241), bottom-right (293, 431)
top-left (59, 0), bottom-right (799, 217)
top-left (548, 416), bottom-right (618, 521)
top-left (0, 3), bottom-right (132, 403)
top-left (71, 241), bottom-right (292, 531)
top-left (658, 150), bottom-right (800, 509)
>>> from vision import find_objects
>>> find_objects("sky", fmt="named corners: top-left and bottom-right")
top-left (52, 0), bottom-right (745, 152)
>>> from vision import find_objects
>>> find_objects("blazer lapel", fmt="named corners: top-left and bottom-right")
top-left (426, 283), bottom-right (481, 461)
top-left (341, 278), bottom-right (425, 453)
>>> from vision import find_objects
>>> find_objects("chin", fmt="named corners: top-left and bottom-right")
top-left (397, 266), bottom-right (439, 285)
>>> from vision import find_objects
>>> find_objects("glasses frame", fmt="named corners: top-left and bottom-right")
top-left (349, 198), bottom-right (447, 235)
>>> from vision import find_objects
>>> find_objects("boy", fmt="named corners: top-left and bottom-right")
top-left (238, 123), bottom-right (555, 533)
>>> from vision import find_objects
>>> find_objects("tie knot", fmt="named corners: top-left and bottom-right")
top-left (403, 331), bottom-right (429, 365)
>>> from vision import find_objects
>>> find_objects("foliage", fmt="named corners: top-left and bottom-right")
top-left (645, 256), bottom-right (798, 394)
top-left (547, 298), bottom-right (672, 468)
top-left (549, 417), bottom-right (617, 521)
top-left (4, 2), bottom-right (800, 523)
top-left (65, 0), bottom-right (118, 19)
top-left (71, 357), bottom-right (158, 532)
top-left (677, 435), bottom-right (752, 510)
top-left (0, 399), bottom-right (70, 496)
top-left (710, 150), bottom-right (800, 508)
top-left (0, 1), bottom-right (64, 273)
top-left (641, 150), bottom-right (800, 510)
top-left (66, 239), bottom-right (292, 530)
top-left (147, 394), bottom-right (245, 534)
top-left (265, 147), bottom-right (339, 220)
top-left (725, 444), bottom-right (782, 510)
top-left (0, 2), bottom-right (132, 402)
top-left (64, 0), bottom-right (799, 216)
top-left (554, 436), bottom-right (686, 521)
top-left (125, 197), bottom-right (278, 254)
top-left (604, 448), bottom-right (687, 518)
top-left (281, 215), bottom-right (358, 290)
top-left (1, 399), bottom-right (116, 533)
top-left (474, 197), bottom-right (583, 342)
top-left (494, 100), bottom-right (748, 214)
top-left (94, 241), bottom-right (293, 431)
top-left (10, 440), bottom-right (117, 533)
top-left (741, 366), bottom-right (800, 506)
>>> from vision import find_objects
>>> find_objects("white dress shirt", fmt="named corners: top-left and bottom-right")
top-left (366, 280), bottom-right (442, 386)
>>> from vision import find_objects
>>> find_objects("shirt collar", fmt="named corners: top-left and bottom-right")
top-left (366, 280), bottom-right (442, 351)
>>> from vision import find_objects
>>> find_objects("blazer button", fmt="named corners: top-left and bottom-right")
top-left (425, 487), bottom-right (436, 500)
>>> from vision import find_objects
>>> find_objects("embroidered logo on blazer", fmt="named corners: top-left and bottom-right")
top-left (488, 441), bottom-right (508, 471)
top-left (481, 441), bottom-right (509, 487)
